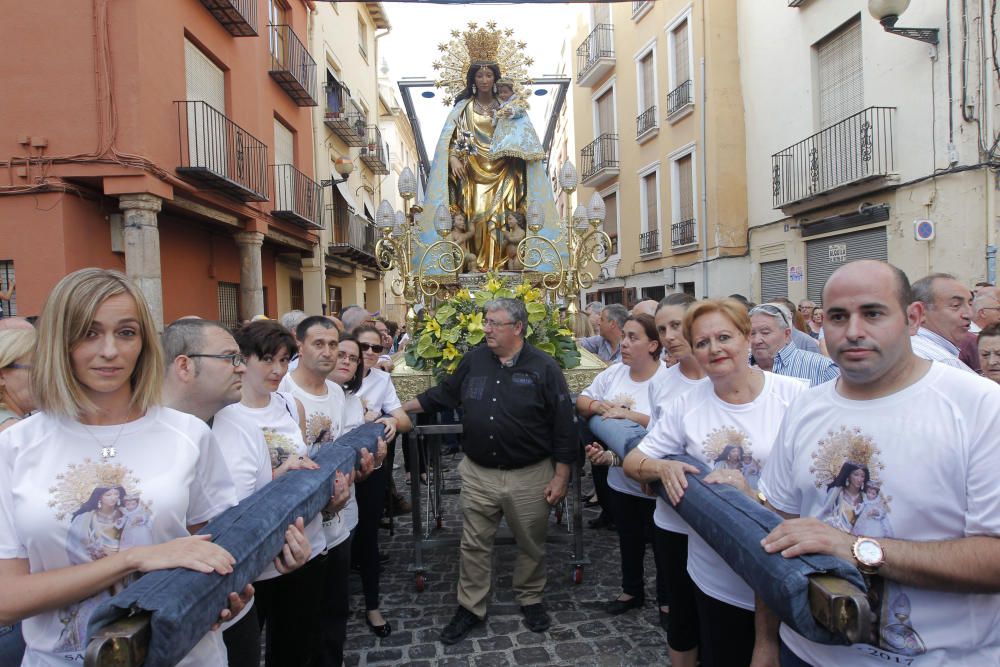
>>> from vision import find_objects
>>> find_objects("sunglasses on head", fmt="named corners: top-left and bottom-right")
top-left (359, 342), bottom-right (384, 354)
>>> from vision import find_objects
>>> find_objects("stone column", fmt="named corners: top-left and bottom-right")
top-left (118, 194), bottom-right (164, 331)
top-left (234, 231), bottom-right (265, 322)
top-left (301, 252), bottom-right (324, 315)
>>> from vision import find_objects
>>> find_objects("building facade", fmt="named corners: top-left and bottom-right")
top-left (741, 1), bottom-right (1000, 303)
top-left (0, 0), bottom-right (332, 328)
top-left (309, 1), bottom-right (390, 318)
top-left (569, 0), bottom-right (750, 307)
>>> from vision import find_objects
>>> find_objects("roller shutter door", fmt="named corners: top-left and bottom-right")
top-left (760, 260), bottom-right (787, 303)
top-left (806, 227), bottom-right (887, 303)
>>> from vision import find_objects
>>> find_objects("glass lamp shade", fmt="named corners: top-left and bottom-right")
top-left (333, 157), bottom-right (354, 177)
top-left (572, 204), bottom-right (589, 230)
top-left (868, 0), bottom-right (909, 20)
top-left (398, 166), bottom-right (417, 199)
top-left (434, 204), bottom-right (453, 235)
top-left (558, 161), bottom-right (578, 191)
top-left (526, 201), bottom-right (544, 231)
top-left (376, 199), bottom-right (395, 233)
top-left (587, 192), bottom-right (606, 222)
top-left (392, 210), bottom-right (406, 237)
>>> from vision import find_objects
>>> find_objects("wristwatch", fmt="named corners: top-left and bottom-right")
top-left (852, 536), bottom-right (886, 574)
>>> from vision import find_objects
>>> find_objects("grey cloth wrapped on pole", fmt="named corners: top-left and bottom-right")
top-left (87, 422), bottom-right (384, 667)
top-left (664, 453), bottom-right (868, 646)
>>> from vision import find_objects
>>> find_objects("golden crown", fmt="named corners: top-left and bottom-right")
top-left (432, 21), bottom-right (534, 106)
top-left (47, 460), bottom-right (143, 521)
top-left (809, 426), bottom-right (884, 489)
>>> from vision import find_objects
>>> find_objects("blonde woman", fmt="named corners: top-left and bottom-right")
top-left (0, 328), bottom-right (36, 431)
top-left (0, 268), bottom-right (247, 665)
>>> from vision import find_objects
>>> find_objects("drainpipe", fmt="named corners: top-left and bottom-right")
top-left (699, 56), bottom-right (709, 297)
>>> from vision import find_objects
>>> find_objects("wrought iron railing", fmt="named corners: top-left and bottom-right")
top-left (360, 126), bottom-right (389, 174)
top-left (671, 219), bottom-right (696, 247)
top-left (576, 24), bottom-right (614, 82)
top-left (639, 229), bottom-right (660, 254)
top-left (329, 210), bottom-right (376, 262)
top-left (268, 24), bottom-right (318, 106)
top-left (636, 105), bottom-right (657, 137)
top-left (771, 107), bottom-right (895, 208)
top-left (272, 164), bottom-right (322, 228)
top-left (667, 79), bottom-right (692, 116)
top-left (197, 0), bottom-right (257, 36)
top-left (580, 133), bottom-right (619, 181)
top-left (632, 1), bottom-right (650, 16)
top-left (175, 100), bottom-right (269, 202)
top-left (324, 84), bottom-right (367, 147)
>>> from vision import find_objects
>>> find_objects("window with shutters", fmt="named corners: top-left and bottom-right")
top-left (815, 18), bottom-right (863, 192)
top-left (760, 260), bottom-right (789, 303)
top-left (184, 40), bottom-right (226, 170)
top-left (290, 279), bottom-right (304, 312)
top-left (274, 119), bottom-right (295, 212)
top-left (0, 261), bottom-right (16, 317)
top-left (595, 87), bottom-right (615, 136)
top-left (638, 165), bottom-right (660, 254)
top-left (635, 44), bottom-right (657, 138)
top-left (268, 0), bottom-right (288, 65)
top-left (358, 15), bottom-right (368, 61)
top-left (670, 148), bottom-right (697, 247)
top-left (666, 9), bottom-right (694, 119)
top-left (217, 282), bottom-right (240, 330)
top-left (602, 189), bottom-right (619, 255)
top-left (591, 2), bottom-right (611, 27)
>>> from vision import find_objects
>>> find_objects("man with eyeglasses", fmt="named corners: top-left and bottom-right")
top-left (749, 303), bottom-right (839, 387)
top-left (401, 298), bottom-right (577, 645)
top-left (909, 273), bottom-right (976, 373)
top-left (960, 286), bottom-right (1000, 372)
top-left (162, 318), bottom-right (247, 423)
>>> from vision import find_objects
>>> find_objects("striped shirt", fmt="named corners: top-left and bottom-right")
top-left (910, 327), bottom-right (976, 373)
top-left (580, 334), bottom-right (621, 364)
top-left (753, 343), bottom-right (840, 387)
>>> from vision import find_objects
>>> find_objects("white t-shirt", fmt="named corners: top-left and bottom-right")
top-left (212, 394), bottom-right (326, 579)
top-left (357, 368), bottom-right (402, 417)
top-left (640, 364), bottom-right (711, 534)
top-left (761, 363), bottom-right (1000, 666)
top-left (0, 408), bottom-right (235, 666)
top-left (278, 373), bottom-right (357, 549)
top-left (581, 362), bottom-right (669, 498)
top-left (637, 371), bottom-right (806, 610)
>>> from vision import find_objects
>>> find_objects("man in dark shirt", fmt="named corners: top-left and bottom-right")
top-left (401, 298), bottom-right (577, 644)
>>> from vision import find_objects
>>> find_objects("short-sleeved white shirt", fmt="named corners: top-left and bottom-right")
top-left (582, 362), bottom-right (669, 497)
top-left (639, 364), bottom-right (711, 533)
top-left (212, 394), bottom-right (326, 579)
top-left (357, 368), bottom-right (402, 416)
top-left (636, 371), bottom-right (807, 610)
top-left (0, 408), bottom-right (235, 666)
top-left (278, 373), bottom-right (357, 548)
top-left (761, 363), bottom-right (1000, 666)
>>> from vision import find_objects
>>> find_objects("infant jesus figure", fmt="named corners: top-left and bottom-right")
top-left (448, 208), bottom-right (477, 273)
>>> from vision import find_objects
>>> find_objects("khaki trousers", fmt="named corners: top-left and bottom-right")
top-left (456, 457), bottom-right (554, 618)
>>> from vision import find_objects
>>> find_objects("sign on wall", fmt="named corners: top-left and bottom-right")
top-left (788, 265), bottom-right (804, 282)
top-left (828, 244), bottom-right (848, 264)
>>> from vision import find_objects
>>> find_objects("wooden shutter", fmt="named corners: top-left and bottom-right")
top-left (672, 20), bottom-right (689, 84)
top-left (817, 18), bottom-right (863, 130)
top-left (640, 52), bottom-right (654, 110)
top-left (677, 155), bottom-right (694, 222)
top-left (643, 172), bottom-right (658, 234)
top-left (603, 191), bottom-right (618, 254)
top-left (596, 88), bottom-right (615, 136)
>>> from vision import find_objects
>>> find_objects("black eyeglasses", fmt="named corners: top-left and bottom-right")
top-left (187, 353), bottom-right (246, 367)
top-left (359, 342), bottom-right (384, 354)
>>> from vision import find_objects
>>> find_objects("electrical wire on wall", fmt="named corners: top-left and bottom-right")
top-left (0, 0), bottom-right (171, 196)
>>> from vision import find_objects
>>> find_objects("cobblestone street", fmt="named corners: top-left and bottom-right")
top-left (343, 451), bottom-right (672, 667)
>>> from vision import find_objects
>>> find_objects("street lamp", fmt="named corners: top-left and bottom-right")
top-left (321, 156), bottom-right (354, 188)
top-left (868, 0), bottom-right (938, 45)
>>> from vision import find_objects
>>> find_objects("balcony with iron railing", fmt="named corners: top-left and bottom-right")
top-left (323, 84), bottom-right (367, 147)
top-left (197, 0), bottom-right (257, 36)
top-left (272, 164), bottom-right (323, 229)
top-left (636, 105), bottom-right (657, 141)
top-left (577, 24), bottom-right (615, 87)
top-left (327, 210), bottom-right (377, 268)
top-left (671, 218), bottom-right (697, 248)
top-left (175, 100), bottom-right (269, 202)
top-left (639, 229), bottom-right (660, 255)
top-left (268, 24), bottom-right (318, 106)
top-left (667, 79), bottom-right (693, 119)
top-left (359, 126), bottom-right (389, 175)
top-left (771, 106), bottom-right (895, 209)
top-left (580, 133), bottom-right (620, 187)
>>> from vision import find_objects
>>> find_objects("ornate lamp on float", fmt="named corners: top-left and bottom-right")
top-left (516, 160), bottom-right (613, 316)
top-left (374, 166), bottom-right (465, 327)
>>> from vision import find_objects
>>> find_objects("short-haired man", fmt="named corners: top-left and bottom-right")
top-left (770, 297), bottom-right (822, 354)
top-left (277, 315), bottom-right (361, 667)
top-left (161, 318), bottom-right (311, 664)
top-left (631, 299), bottom-right (658, 317)
top-left (401, 298), bottom-right (577, 644)
top-left (340, 305), bottom-right (373, 333)
top-left (749, 304), bottom-right (839, 386)
top-left (978, 323), bottom-right (1000, 383)
top-left (755, 260), bottom-right (1000, 665)
top-left (909, 273), bottom-right (975, 372)
top-left (961, 286), bottom-right (1000, 371)
top-left (581, 303), bottom-right (627, 363)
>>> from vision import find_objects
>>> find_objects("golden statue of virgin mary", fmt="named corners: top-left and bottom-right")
top-left (425, 22), bottom-right (548, 272)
